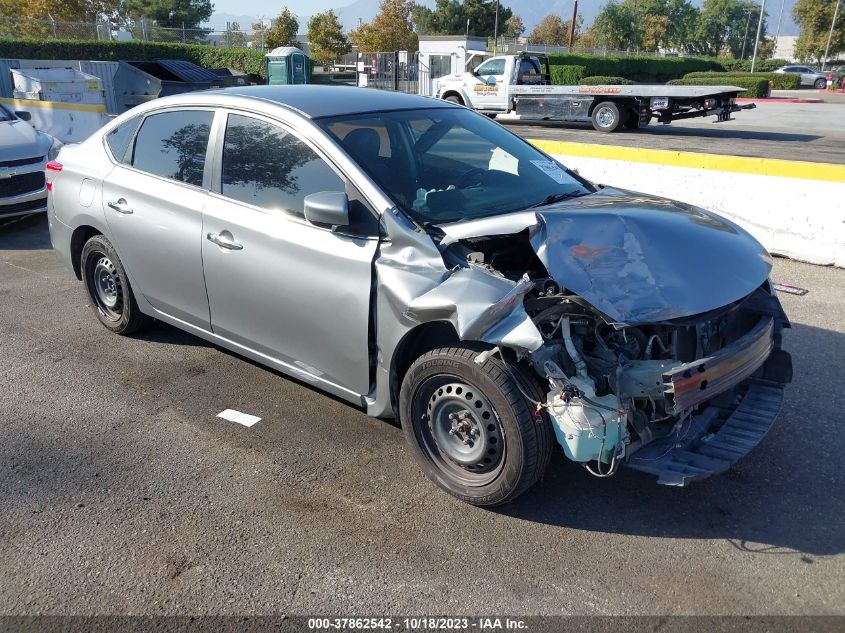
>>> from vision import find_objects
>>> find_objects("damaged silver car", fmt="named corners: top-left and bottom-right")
top-left (47, 86), bottom-right (791, 505)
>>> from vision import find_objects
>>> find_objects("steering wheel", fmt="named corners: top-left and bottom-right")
top-left (456, 167), bottom-right (487, 189)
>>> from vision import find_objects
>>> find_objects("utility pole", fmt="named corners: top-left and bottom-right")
top-left (568, 0), bottom-right (578, 50)
top-left (741, 9), bottom-right (753, 59)
top-left (750, 0), bottom-right (767, 73)
top-left (822, 0), bottom-right (842, 71)
top-left (494, 0), bottom-right (500, 54)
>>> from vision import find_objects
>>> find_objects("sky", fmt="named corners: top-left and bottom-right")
top-left (204, 0), bottom-right (799, 37)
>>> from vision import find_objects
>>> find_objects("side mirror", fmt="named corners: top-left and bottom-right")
top-left (15, 111), bottom-right (31, 121)
top-left (304, 191), bottom-right (349, 228)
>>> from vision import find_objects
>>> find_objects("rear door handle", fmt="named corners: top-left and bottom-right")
top-left (206, 232), bottom-right (243, 251)
top-left (107, 198), bottom-right (133, 215)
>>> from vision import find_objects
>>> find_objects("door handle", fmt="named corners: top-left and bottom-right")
top-left (107, 199), bottom-right (133, 215)
top-left (206, 232), bottom-right (243, 251)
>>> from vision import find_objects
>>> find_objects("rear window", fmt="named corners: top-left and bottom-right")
top-left (131, 110), bottom-right (213, 187)
top-left (105, 116), bottom-right (142, 163)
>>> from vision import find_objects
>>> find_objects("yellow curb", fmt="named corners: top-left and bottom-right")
top-left (529, 139), bottom-right (845, 184)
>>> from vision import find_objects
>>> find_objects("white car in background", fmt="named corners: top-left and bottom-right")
top-left (0, 104), bottom-right (63, 219)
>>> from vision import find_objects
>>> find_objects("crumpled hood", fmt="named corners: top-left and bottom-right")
top-left (0, 120), bottom-right (51, 163)
top-left (436, 188), bottom-right (773, 324)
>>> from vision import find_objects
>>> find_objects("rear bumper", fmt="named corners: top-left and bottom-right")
top-left (625, 348), bottom-right (792, 486)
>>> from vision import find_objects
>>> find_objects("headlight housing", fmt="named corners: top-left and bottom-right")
top-left (47, 138), bottom-right (64, 161)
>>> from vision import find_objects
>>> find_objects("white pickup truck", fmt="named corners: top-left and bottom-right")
top-left (434, 53), bottom-right (755, 132)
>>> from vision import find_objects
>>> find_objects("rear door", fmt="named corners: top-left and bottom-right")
top-left (102, 108), bottom-right (214, 329)
top-left (201, 111), bottom-right (379, 396)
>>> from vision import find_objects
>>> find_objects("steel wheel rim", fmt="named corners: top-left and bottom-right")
top-left (596, 106), bottom-right (615, 128)
top-left (87, 252), bottom-right (123, 320)
top-left (413, 376), bottom-right (506, 486)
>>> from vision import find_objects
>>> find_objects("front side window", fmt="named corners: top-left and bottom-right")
top-left (131, 110), bottom-right (213, 186)
top-left (476, 58), bottom-right (505, 76)
top-left (105, 116), bottom-right (142, 163)
top-left (319, 107), bottom-right (591, 224)
top-left (220, 114), bottom-right (345, 214)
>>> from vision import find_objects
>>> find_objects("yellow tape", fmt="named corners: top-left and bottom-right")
top-left (529, 139), bottom-right (845, 184)
top-left (0, 97), bottom-right (106, 113)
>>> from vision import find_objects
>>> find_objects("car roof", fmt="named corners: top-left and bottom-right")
top-left (212, 85), bottom-right (457, 119)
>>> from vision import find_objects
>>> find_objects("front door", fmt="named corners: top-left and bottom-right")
top-left (469, 57), bottom-right (509, 111)
top-left (102, 108), bottom-right (214, 329)
top-left (201, 112), bottom-right (379, 396)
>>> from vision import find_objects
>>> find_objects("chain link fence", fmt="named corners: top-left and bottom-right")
top-left (0, 16), bottom-right (268, 50)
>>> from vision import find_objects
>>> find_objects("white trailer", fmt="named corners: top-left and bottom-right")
top-left (434, 53), bottom-right (756, 132)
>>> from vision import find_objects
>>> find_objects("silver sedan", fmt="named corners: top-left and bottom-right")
top-left (774, 65), bottom-right (829, 89)
top-left (47, 86), bottom-right (791, 505)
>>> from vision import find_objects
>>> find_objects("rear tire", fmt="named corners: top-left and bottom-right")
top-left (814, 78), bottom-right (826, 89)
top-left (591, 101), bottom-right (623, 132)
top-left (81, 234), bottom-right (151, 335)
top-left (444, 94), bottom-right (464, 105)
top-left (399, 345), bottom-right (554, 506)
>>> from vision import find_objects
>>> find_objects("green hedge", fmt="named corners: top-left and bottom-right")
top-left (683, 70), bottom-right (800, 90)
top-left (667, 76), bottom-right (771, 98)
top-left (549, 64), bottom-right (586, 84)
top-left (715, 58), bottom-right (791, 73)
top-left (579, 75), bottom-right (633, 85)
top-left (0, 38), bottom-right (267, 78)
top-left (548, 53), bottom-right (722, 83)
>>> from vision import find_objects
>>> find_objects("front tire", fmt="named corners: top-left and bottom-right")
top-left (399, 346), bottom-right (554, 506)
top-left (591, 101), bottom-right (623, 132)
top-left (81, 234), bottom-right (151, 335)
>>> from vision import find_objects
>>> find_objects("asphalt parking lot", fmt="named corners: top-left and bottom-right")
top-left (501, 100), bottom-right (845, 164)
top-left (1, 211), bottom-right (844, 616)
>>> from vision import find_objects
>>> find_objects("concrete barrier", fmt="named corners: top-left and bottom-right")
top-left (0, 97), bottom-right (109, 143)
top-left (531, 139), bottom-right (845, 268)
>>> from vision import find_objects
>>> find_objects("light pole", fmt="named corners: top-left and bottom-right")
top-left (750, 0), bottom-right (767, 73)
top-left (822, 0), bottom-right (842, 71)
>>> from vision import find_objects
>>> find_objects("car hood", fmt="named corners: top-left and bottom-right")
top-left (435, 187), bottom-right (773, 324)
top-left (0, 120), bottom-right (51, 163)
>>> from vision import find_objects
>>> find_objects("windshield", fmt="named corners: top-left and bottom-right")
top-left (317, 108), bottom-right (591, 224)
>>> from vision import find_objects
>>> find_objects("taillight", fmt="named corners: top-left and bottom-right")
top-left (45, 161), bottom-right (62, 191)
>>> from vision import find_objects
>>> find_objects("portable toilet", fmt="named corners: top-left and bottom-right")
top-left (265, 47), bottom-right (310, 85)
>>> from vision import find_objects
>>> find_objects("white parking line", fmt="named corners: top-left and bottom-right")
top-left (216, 409), bottom-right (262, 427)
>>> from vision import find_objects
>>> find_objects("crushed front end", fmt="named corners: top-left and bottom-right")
top-left (434, 188), bottom-right (792, 485)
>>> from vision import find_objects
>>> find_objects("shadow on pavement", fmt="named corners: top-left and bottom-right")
top-left (500, 321), bottom-right (845, 558)
top-left (0, 213), bottom-right (51, 250)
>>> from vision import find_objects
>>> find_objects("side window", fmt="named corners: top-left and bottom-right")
top-left (105, 116), bottom-right (142, 163)
top-left (221, 114), bottom-right (345, 215)
top-left (131, 110), bottom-right (213, 187)
top-left (476, 58), bottom-right (505, 76)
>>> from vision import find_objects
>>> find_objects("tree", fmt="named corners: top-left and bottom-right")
top-left (529, 14), bottom-right (582, 46)
top-left (592, 0), bottom-right (699, 52)
top-left (229, 20), bottom-right (247, 47)
top-left (307, 10), bottom-right (350, 63)
top-left (794, 0), bottom-right (845, 61)
top-left (120, 0), bottom-right (214, 42)
top-left (690, 0), bottom-right (765, 58)
top-left (503, 14), bottom-right (524, 38)
top-left (593, 1), bottom-right (642, 49)
top-left (0, 0), bottom-right (120, 37)
top-left (410, 0), bottom-right (512, 38)
top-left (266, 7), bottom-right (299, 49)
top-left (351, 0), bottom-right (418, 51)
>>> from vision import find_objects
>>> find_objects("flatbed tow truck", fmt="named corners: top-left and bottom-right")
top-left (434, 53), bottom-right (756, 132)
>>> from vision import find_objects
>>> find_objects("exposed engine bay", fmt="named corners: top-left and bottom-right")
top-left (441, 228), bottom-right (792, 483)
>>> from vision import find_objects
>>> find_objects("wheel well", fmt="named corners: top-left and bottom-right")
top-left (588, 98), bottom-right (635, 116)
top-left (441, 91), bottom-right (464, 105)
top-left (389, 321), bottom-right (461, 411)
top-left (70, 225), bottom-right (101, 280)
